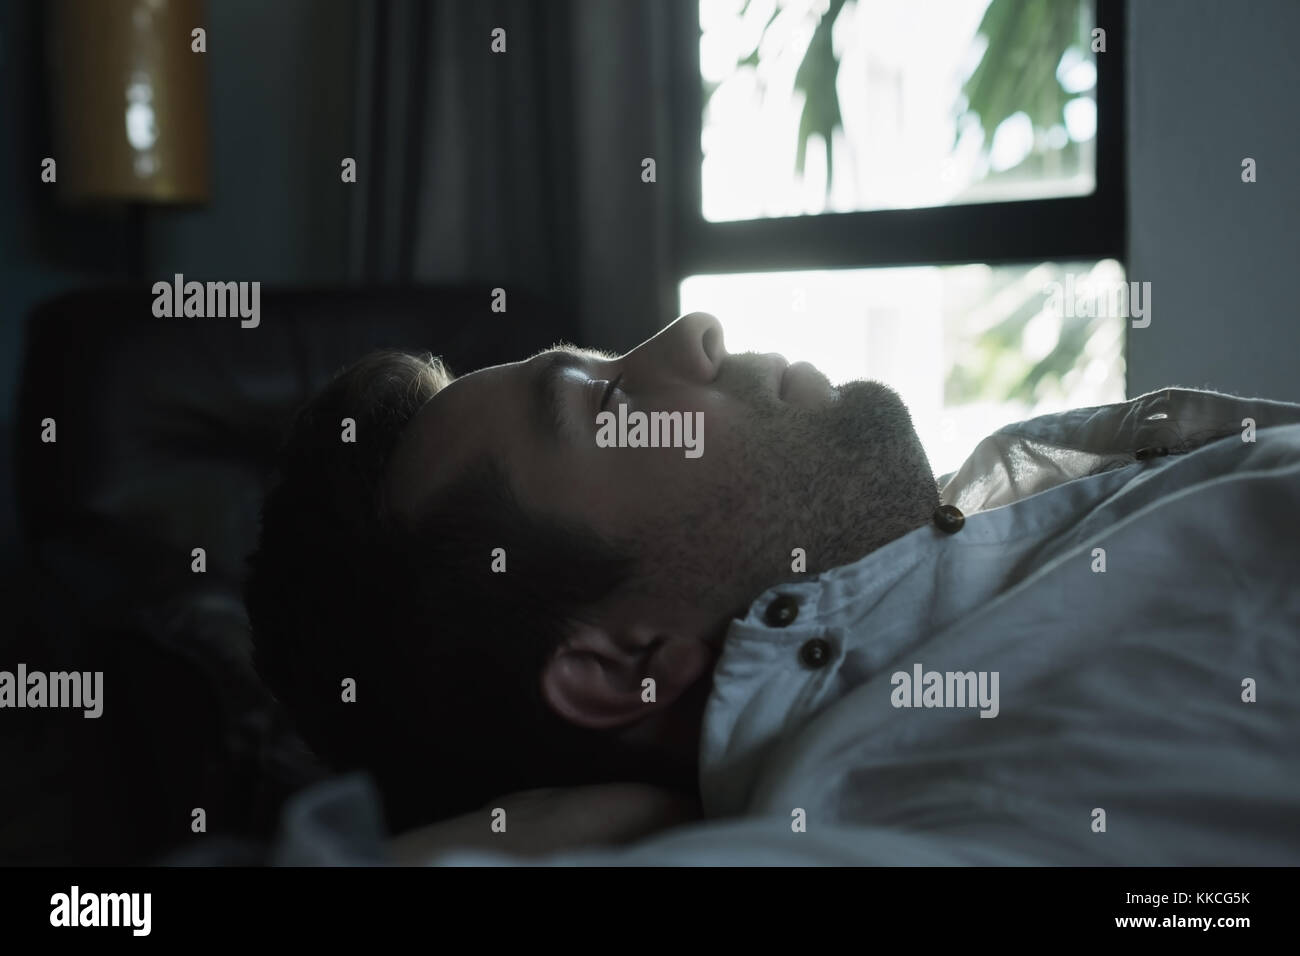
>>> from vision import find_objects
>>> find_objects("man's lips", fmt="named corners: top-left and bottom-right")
top-left (781, 360), bottom-right (828, 401)
top-left (738, 353), bottom-right (829, 402)
top-left (774, 356), bottom-right (792, 399)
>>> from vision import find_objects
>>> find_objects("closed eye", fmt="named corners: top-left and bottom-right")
top-left (600, 373), bottom-right (624, 410)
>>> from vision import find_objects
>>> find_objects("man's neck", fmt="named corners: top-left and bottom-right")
top-left (620, 667), bottom-right (715, 782)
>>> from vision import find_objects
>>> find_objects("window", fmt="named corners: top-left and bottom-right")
top-left (672, 0), bottom-right (1127, 476)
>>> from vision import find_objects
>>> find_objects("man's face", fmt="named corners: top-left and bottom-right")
top-left (387, 312), bottom-right (938, 627)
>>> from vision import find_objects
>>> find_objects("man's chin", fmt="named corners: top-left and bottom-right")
top-left (820, 378), bottom-right (929, 474)
top-left (832, 378), bottom-right (914, 428)
top-left (837, 377), bottom-right (904, 405)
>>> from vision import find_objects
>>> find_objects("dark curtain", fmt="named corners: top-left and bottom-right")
top-left (348, 0), bottom-right (681, 355)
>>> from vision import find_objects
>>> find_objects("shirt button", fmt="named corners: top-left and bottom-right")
top-left (799, 638), bottom-right (832, 669)
top-left (764, 594), bottom-right (799, 627)
top-left (932, 503), bottom-right (965, 534)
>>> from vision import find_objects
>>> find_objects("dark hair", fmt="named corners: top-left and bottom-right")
top-left (246, 350), bottom-right (680, 831)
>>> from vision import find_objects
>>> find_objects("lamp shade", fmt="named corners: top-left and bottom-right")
top-left (48, 0), bottom-right (210, 203)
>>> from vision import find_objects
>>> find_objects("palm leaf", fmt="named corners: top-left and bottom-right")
top-left (792, 0), bottom-right (847, 183)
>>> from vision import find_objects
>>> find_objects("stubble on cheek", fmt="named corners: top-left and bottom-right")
top-left (611, 375), bottom-right (934, 613)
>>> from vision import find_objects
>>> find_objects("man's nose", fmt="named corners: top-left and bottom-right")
top-left (621, 312), bottom-right (726, 384)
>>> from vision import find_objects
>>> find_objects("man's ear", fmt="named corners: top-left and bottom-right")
top-left (539, 619), bottom-right (713, 731)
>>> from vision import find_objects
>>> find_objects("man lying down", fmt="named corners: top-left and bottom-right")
top-left (245, 312), bottom-right (1300, 866)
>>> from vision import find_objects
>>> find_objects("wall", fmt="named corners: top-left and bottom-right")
top-left (0, 0), bottom-right (360, 431)
top-left (145, 0), bottom-right (358, 282)
top-left (0, 0), bottom-right (123, 432)
top-left (0, 0), bottom-right (359, 571)
top-left (1126, 0), bottom-right (1300, 401)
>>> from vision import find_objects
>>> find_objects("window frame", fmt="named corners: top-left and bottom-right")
top-left (669, 0), bottom-right (1127, 274)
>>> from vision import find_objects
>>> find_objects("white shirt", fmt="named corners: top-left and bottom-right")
top-left (274, 387), bottom-right (1300, 865)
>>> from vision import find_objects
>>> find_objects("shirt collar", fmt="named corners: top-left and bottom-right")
top-left (939, 386), bottom-right (1270, 512)
top-left (698, 386), bottom-right (1300, 816)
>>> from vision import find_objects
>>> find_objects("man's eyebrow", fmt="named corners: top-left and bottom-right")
top-left (532, 348), bottom-right (600, 437)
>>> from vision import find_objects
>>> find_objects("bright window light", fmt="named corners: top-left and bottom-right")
top-left (700, 0), bottom-right (1097, 221)
top-left (681, 260), bottom-right (1127, 477)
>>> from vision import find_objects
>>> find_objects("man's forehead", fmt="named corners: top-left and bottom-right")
top-left (384, 360), bottom-right (511, 517)
top-left (384, 345), bottom-right (613, 517)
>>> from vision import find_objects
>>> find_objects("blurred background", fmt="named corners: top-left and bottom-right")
top-left (1, 0), bottom-right (1297, 863)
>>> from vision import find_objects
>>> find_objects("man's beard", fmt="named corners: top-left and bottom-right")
top-left (632, 359), bottom-right (939, 620)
